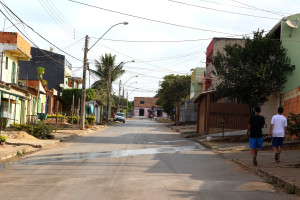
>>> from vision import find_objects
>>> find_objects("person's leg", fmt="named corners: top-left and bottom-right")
top-left (277, 137), bottom-right (284, 162)
top-left (272, 137), bottom-right (279, 161)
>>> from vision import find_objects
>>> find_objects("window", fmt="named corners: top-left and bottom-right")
top-left (5, 57), bottom-right (8, 69)
top-left (11, 62), bottom-right (16, 83)
top-left (140, 101), bottom-right (145, 104)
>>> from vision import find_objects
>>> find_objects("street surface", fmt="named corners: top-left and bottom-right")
top-left (0, 119), bottom-right (297, 200)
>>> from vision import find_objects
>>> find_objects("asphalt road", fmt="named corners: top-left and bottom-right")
top-left (0, 119), bottom-right (297, 200)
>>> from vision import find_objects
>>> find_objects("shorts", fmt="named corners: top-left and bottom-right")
top-left (272, 137), bottom-right (284, 147)
top-left (249, 137), bottom-right (263, 149)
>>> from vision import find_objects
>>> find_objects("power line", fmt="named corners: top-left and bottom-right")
top-left (231, 0), bottom-right (287, 17)
top-left (0, 9), bottom-right (67, 67)
top-left (0, 1), bottom-right (83, 62)
top-left (168, 0), bottom-right (281, 20)
top-left (196, 0), bottom-right (290, 16)
top-left (67, 0), bottom-right (254, 37)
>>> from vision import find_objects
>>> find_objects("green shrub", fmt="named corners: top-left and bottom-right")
top-left (30, 122), bottom-right (54, 139)
top-left (47, 114), bottom-right (66, 119)
top-left (0, 135), bottom-right (6, 143)
top-left (85, 119), bottom-right (89, 126)
top-left (67, 116), bottom-right (79, 124)
top-left (86, 116), bottom-right (96, 124)
top-left (10, 123), bottom-right (30, 130)
top-left (287, 113), bottom-right (300, 136)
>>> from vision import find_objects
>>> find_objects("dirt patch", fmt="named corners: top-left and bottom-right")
top-left (1, 131), bottom-right (38, 140)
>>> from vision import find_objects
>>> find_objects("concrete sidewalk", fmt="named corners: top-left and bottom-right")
top-left (169, 123), bottom-right (300, 196)
top-left (0, 125), bottom-right (106, 162)
top-left (196, 136), bottom-right (300, 196)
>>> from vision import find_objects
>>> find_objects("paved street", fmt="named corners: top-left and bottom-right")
top-left (0, 119), bottom-right (297, 200)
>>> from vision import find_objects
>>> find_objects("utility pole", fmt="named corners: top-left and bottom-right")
top-left (126, 91), bottom-right (128, 118)
top-left (122, 86), bottom-right (125, 112)
top-left (117, 80), bottom-right (121, 112)
top-left (106, 67), bottom-right (111, 122)
top-left (80, 35), bottom-right (89, 130)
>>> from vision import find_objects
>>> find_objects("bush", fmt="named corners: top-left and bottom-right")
top-left (47, 114), bottom-right (66, 119)
top-left (30, 122), bottom-right (54, 139)
top-left (0, 135), bottom-right (6, 143)
top-left (10, 123), bottom-right (30, 130)
top-left (287, 113), bottom-right (300, 136)
top-left (67, 116), bottom-right (79, 124)
top-left (86, 116), bottom-right (96, 124)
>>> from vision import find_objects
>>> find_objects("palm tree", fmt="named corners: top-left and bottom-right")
top-left (90, 53), bottom-right (125, 121)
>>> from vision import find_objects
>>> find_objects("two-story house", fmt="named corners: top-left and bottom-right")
top-left (133, 97), bottom-right (168, 118)
top-left (0, 32), bottom-right (33, 125)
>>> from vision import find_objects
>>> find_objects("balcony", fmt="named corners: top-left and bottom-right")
top-left (206, 62), bottom-right (213, 76)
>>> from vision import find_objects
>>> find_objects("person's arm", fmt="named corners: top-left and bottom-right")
top-left (247, 124), bottom-right (251, 138)
top-left (284, 126), bottom-right (288, 138)
top-left (269, 124), bottom-right (273, 136)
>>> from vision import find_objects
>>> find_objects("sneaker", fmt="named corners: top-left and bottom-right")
top-left (253, 156), bottom-right (257, 166)
top-left (275, 153), bottom-right (279, 161)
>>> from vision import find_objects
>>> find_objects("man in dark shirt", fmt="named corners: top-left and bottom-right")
top-left (247, 107), bottom-right (265, 166)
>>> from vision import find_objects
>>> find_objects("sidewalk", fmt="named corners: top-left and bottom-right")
top-left (0, 125), bottom-right (106, 162)
top-left (169, 124), bottom-right (300, 196)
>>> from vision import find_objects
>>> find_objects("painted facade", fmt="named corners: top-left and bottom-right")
top-left (190, 67), bottom-right (205, 99)
top-left (19, 47), bottom-right (72, 96)
top-left (0, 32), bottom-right (34, 126)
top-left (133, 97), bottom-right (168, 118)
top-left (268, 13), bottom-right (300, 115)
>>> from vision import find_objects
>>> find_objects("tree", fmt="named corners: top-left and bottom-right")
top-left (156, 74), bottom-right (191, 121)
top-left (212, 30), bottom-right (295, 112)
top-left (90, 53), bottom-right (125, 120)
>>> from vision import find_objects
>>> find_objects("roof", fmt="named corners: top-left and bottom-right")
top-left (193, 90), bottom-right (215, 103)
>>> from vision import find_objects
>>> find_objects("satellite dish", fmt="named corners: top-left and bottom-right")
top-left (286, 20), bottom-right (298, 37)
top-left (286, 20), bottom-right (298, 29)
top-left (59, 84), bottom-right (65, 88)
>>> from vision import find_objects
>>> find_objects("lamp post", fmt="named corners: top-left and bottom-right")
top-left (79, 22), bottom-right (128, 129)
top-left (117, 61), bottom-right (135, 112)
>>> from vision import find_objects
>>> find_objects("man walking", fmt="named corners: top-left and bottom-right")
top-left (247, 107), bottom-right (265, 166)
top-left (269, 107), bottom-right (287, 163)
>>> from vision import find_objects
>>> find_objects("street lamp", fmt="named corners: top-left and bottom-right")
top-left (125, 81), bottom-right (138, 92)
top-left (80, 21), bottom-right (128, 129)
top-left (117, 61), bottom-right (135, 112)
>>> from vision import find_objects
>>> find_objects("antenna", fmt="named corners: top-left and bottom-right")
top-left (286, 20), bottom-right (298, 37)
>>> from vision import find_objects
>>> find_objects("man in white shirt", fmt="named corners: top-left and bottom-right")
top-left (269, 107), bottom-right (287, 163)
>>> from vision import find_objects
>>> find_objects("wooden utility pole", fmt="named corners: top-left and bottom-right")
top-left (122, 87), bottom-right (125, 112)
top-left (55, 100), bottom-right (59, 133)
top-left (79, 35), bottom-right (89, 130)
top-left (106, 67), bottom-right (111, 122)
top-left (71, 95), bottom-right (74, 124)
top-left (126, 91), bottom-right (128, 118)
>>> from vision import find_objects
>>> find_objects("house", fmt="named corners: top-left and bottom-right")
top-left (0, 32), bottom-right (33, 126)
top-left (68, 77), bottom-right (82, 89)
top-left (86, 100), bottom-right (104, 124)
top-left (19, 47), bottom-right (73, 96)
top-left (133, 97), bottom-right (168, 118)
top-left (267, 14), bottom-right (300, 116)
top-left (195, 38), bottom-right (250, 134)
top-left (178, 67), bottom-right (205, 123)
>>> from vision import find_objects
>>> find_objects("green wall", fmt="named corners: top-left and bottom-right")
top-left (281, 14), bottom-right (300, 93)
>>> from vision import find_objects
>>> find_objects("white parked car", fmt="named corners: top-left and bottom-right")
top-left (114, 112), bottom-right (125, 123)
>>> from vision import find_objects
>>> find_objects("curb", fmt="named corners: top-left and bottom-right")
top-left (231, 158), bottom-right (299, 195)
top-left (194, 137), bottom-right (299, 196)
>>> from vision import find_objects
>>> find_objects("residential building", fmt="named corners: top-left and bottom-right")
top-left (190, 67), bottom-right (205, 99)
top-left (199, 38), bottom-right (244, 92)
top-left (195, 38), bottom-right (250, 134)
top-left (19, 47), bottom-right (73, 96)
top-left (0, 32), bottom-right (32, 126)
top-left (178, 67), bottom-right (206, 123)
top-left (268, 14), bottom-right (300, 116)
top-left (133, 97), bottom-right (167, 118)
